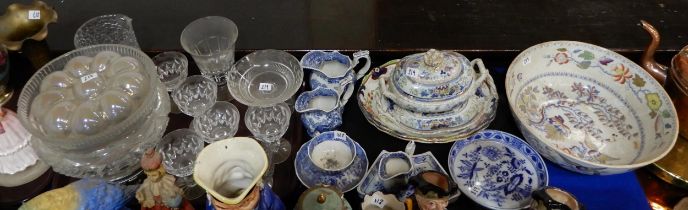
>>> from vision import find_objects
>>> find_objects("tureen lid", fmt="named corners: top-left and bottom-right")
top-left (396, 49), bottom-right (471, 85)
top-left (296, 185), bottom-right (345, 210)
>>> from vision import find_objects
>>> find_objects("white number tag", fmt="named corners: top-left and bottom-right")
top-left (334, 131), bottom-right (347, 140)
top-left (80, 73), bottom-right (98, 83)
top-left (258, 83), bottom-right (272, 91)
top-left (405, 68), bottom-right (418, 77)
top-left (28, 10), bottom-right (40, 20)
top-left (371, 193), bottom-right (387, 208)
top-left (522, 56), bottom-right (531, 66)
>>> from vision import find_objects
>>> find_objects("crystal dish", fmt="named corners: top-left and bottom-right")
top-left (17, 44), bottom-right (170, 180)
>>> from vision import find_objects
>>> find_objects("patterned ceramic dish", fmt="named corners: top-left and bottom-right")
top-left (382, 54), bottom-right (490, 113)
top-left (391, 49), bottom-right (474, 101)
top-left (386, 77), bottom-right (494, 131)
top-left (295, 131), bottom-right (369, 192)
top-left (357, 151), bottom-right (450, 198)
top-left (357, 60), bottom-right (498, 143)
top-left (448, 130), bottom-right (548, 210)
top-left (506, 41), bottom-right (678, 175)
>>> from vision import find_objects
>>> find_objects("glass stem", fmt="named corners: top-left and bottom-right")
top-left (263, 140), bottom-right (278, 186)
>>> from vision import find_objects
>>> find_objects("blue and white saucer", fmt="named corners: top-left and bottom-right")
top-left (448, 130), bottom-right (548, 210)
top-left (294, 135), bottom-right (369, 193)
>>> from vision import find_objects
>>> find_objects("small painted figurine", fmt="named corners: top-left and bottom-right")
top-left (405, 171), bottom-right (458, 210)
top-left (19, 179), bottom-right (129, 210)
top-left (136, 148), bottom-right (194, 210)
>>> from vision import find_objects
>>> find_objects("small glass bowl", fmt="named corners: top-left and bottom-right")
top-left (152, 51), bottom-right (188, 91)
top-left (191, 101), bottom-right (240, 143)
top-left (158, 128), bottom-right (205, 177)
top-left (227, 50), bottom-right (302, 107)
top-left (172, 75), bottom-right (217, 117)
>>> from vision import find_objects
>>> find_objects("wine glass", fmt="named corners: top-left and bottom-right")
top-left (191, 101), bottom-right (240, 143)
top-left (244, 103), bottom-right (292, 185)
top-left (180, 16), bottom-right (238, 101)
top-left (158, 128), bottom-right (205, 200)
top-left (172, 75), bottom-right (217, 117)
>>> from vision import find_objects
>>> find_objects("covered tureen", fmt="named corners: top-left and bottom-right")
top-left (376, 49), bottom-right (497, 136)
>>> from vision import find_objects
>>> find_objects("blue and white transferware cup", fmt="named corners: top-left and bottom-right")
top-left (307, 131), bottom-right (357, 173)
top-left (301, 50), bottom-right (371, 106)
top-left (295, 87), bottom-right (344, 137)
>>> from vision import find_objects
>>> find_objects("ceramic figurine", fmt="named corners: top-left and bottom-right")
top-left (295, 87), bottom-right (345, 137)
top-left (136, 148), bottom-right (194, 210)
top-left (405, 171), bottom-right (458, 210)
top-left (0, 108), bottom-right (50, 187)
top-left (194, 137), bottom-right (285, 210)
top-left (19, 179), bottom-right (131, 210)
top-left (0, 1), bottom-right (57, 51)
top-left (301, 50), bottom-right (371, 106)
top-left (529, 187), bottom-right (584, 210)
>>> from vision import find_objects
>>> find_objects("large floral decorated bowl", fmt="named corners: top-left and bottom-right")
top-left (506, 41), bottom-right (678, 175)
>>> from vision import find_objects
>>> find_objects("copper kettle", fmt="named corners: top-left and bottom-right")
top-left (641, 20), bottom-right (688, 140)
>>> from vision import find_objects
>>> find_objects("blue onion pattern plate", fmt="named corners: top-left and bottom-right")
top-left (294, 138), bottom-right (369, 193)
top-left (448, 130), bottom-right (548, 209)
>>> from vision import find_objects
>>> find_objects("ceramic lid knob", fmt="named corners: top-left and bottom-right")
top-left (423, 49), bottom-right (444, 68)
top-left (296, 185), bottom-right (345, 210)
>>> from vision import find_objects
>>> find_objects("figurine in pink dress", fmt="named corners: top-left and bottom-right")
top-left (136, 148), bottom-right (194, 210)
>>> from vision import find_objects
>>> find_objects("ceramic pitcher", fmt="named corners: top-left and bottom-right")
top-left (378, 151), bottom-right (413, 194)
top-left (193, 137), bottom-right (285, 210)
top-left (295, 87), bottom-right (345, 137)
top-left (301, 50), bottom-right (371, 106)
top-left (641, 20), bottom-right (688, 140)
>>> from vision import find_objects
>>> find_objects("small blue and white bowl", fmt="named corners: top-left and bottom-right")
top-left (448, 130), bottom-right (548, 210)
top-left (295, 131), bottom-right (369, 192)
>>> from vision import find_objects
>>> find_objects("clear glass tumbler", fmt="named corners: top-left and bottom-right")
top-left (74, 14), bottom-right (140, 49)
top-left (180, 16), bottom-right (238, 86)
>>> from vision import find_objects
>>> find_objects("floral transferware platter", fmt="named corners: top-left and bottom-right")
top-left (448, 130), bottom-right (548, 210)
top-left (506, 41), bottom-right (678, 175)
top-left (294, 136), bottom-right (369, 193)
top-left (357, 60), bottom-right (498, 143)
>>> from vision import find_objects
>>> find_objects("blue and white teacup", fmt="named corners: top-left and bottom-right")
top-left (307, 131), bottom-right (357, 172)
top-left (295, 87), bottom-right (344, 137)
top-left (301, 50), bottom-right (371, 106)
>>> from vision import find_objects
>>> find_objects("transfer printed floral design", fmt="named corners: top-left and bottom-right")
top-left (544, 48), bottom-right (674, 139)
